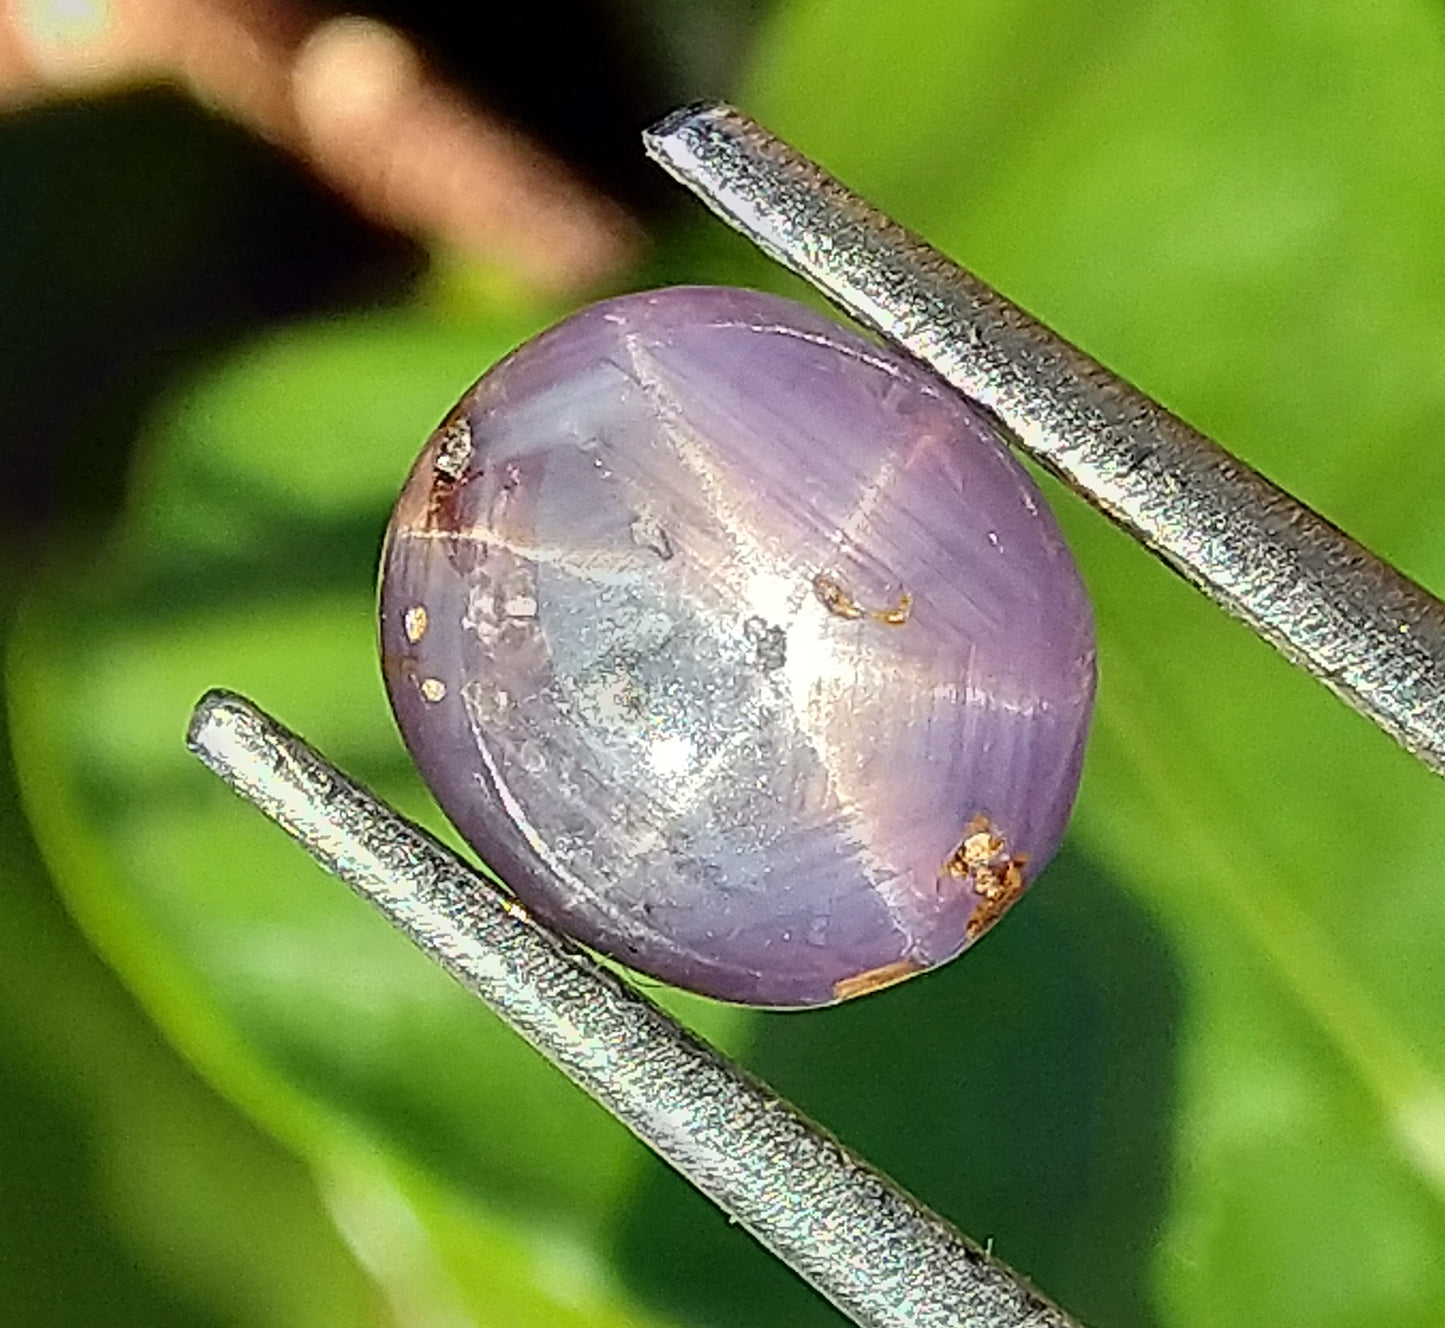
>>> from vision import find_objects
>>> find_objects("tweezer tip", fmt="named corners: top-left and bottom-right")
top-left (186, 687), bottom-right (247, 756)
top-left (642, 100), bottom-right (731, 154)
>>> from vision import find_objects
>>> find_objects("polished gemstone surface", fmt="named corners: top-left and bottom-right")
top-left (379, 286), bottom-right (1096, 1006)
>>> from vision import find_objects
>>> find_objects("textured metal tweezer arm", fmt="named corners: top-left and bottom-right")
top-left (644, 102), bottom-right (1445, 778)
top-left (187, 690), bottom-right (1077, 1328)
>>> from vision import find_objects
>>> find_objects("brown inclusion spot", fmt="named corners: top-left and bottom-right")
top-left (945, 814), bottom-right (1029, 942)
top-left (403, 417), bottom-right (482, 536)
top-left (873, 591), bottom-right (913, 626)
top-left (433, 417), bottom-right (474, 482)
top-left (813, 573), bottom-right (912, 626)
top-left (832, 957), bottom-right (921, 1002)
top-left (813, 572), bottom-right (865, 619)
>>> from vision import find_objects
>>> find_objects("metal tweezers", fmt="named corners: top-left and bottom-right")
top-left (187, 103), bottom-right (1445, 1328)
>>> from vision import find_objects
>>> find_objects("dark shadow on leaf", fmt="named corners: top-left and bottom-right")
top-left (0, 90), bottom-right (414, 561)
top-left (0, 603), bottom-right (222, 1328)
top-left (611, 846), bottom-right (1181, 1328)
top-left (0, 1057), bottom-right (224, 1328)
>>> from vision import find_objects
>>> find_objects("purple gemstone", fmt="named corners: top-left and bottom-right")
top-left (379, 286), bottom-right (1096, 1006)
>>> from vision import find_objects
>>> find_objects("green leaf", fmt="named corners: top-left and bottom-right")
top-left (743, 0), bottom-right (1445, 1324)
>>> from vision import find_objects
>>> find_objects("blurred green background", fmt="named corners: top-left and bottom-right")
top-left (5, 1), bottom-right (1445, 1325)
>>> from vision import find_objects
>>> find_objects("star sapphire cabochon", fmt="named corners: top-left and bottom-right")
top-left (379, 286), bottom-right (1096, 1006)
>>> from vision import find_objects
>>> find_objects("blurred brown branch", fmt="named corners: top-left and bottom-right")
top-left (0, 0), bottom-right (642, 293)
